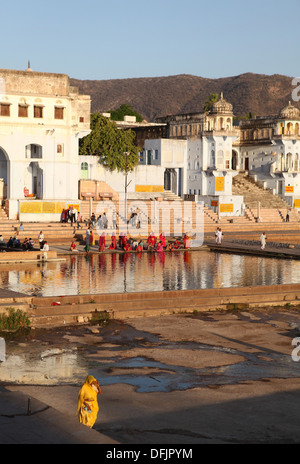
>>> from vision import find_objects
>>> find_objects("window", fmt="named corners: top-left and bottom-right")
top-left (18, 105), bottom-right (28, 118)
top-left (34, 106), bottom-right (43, 118)
top-left (154, 150), bottom-right (159, 160)
top-left (79, 116), bottom-right (84, 123)
top-left (27, 144), bottom-right (42, 159)
top-left (57, 144), bottom-right (64, 155)
top-left (147, 150), bottom-right (152, 165)
top-left (81, 162), bottom-right (88, 179)
top-left (54, 106), bottom-right (64, 120)
top-left (0, 104), bottom-right (10, 116)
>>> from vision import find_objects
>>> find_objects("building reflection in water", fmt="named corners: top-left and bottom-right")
top-left (0, 251), bottom-right (299, 297)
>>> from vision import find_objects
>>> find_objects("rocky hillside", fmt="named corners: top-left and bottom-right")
top-left (70, 72), bottom-right (299, 122)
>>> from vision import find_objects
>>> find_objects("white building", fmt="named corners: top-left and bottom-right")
top-left (0, 65), bottom-right (90, 220)
top-left (140, 94), bottom-right (243, 216)
top-left (236, 102), bottom-right (300, 208)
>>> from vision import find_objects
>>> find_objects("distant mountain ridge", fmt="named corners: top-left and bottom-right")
top-left (70, 73), bottom-right (299, 122)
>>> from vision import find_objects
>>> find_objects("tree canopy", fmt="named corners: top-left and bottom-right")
top-left (203, 93), bottom-right (219, 112)
top-left (79, 113), bottom-right (140, 172)
top-left (110, 104), bottom-right (144, 123)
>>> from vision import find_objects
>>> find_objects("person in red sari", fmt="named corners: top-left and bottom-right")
top-left (174, 239), bottom-right (181, 249)
top-left (156, 241), bottom-right (164, 252)
top-left (124, 242), bottom-right (132, 252)
top-left (122, 234), bottom-right (128, 249)
top-left (183, 233), bottom-right (190, 249)
top-left (159, 232), bottom-right (166, 248)
top-left (109, 232), bottom-right (116, 250)
top-left (148, 231), bottom-right (156, 247)
top-left (136, 241), bottom-right (143, 252)
top-left (99, 232), bottom-right (106, 252)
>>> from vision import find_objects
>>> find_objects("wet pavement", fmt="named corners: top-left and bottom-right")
top-left (2, 308), bottom-right (300, 443)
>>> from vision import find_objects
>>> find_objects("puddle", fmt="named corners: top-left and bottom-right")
top-left (1, 336), bottom-right (300, 392)
top-left (1, 313), bottom-right (300, 392)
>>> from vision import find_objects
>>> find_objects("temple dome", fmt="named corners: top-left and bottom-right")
top-left (279, 101), bottom-right (300, 119)
top-left (210, 92), bottom-right (233, 115)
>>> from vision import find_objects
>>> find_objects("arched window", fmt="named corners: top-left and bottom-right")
top-left (287, 122), bottom-right (293, 135)
top-left (278, 153), bottom-right (284, 171)
top-left (81, 162), bottom-right (88, 179)
top-left (295, 154), bottom-right (299, 172)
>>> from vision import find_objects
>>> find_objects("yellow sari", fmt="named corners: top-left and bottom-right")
top-left (77, 375), bottom-right (102, 428)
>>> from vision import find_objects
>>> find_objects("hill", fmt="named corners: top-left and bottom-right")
top-left (70, 73), bottom-right (299, 122)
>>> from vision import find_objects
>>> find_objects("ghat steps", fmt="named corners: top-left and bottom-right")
top-left (232, 172), bottom-right (292, 209)
top-left (23, 284), bottom-right (300, 327)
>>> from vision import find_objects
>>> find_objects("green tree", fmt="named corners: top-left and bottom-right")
top-left (203, 93), bottom-right (219, 112)
top-left (79, 113), bottom-right (140, 172)
top-left (110, 104), bottom-right (144, 123)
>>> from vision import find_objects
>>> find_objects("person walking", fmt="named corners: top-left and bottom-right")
top-left (260, 232), bottom-right (267, 250)
top-left (77, 375), bottom-right (102, 429)
top-left (216, 228), bottom-right (223, 244)
top-left (286, 210), bottom-right (290, 222)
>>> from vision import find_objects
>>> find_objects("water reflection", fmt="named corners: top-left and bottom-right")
top-left (0, 251), bottom-right (299, 297)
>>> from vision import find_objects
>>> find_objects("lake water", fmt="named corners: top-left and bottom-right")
top-left (1, 250), bottom-right (300, 297)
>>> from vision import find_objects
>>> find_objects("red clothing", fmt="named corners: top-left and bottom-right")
top-left (109, 236), bottom-right (116, 249)
top-left (99, 234), bottom-right (105, 252)
top-left (159, 233), bottom-right (166, 247)
top-left (136, 245), bottom-right (143, 252)
top-left (148, 234), bottom-right (156, 247)
top-left (183, 234), bottom-right (190, 249)
top-left (122, 235), bottom-right (127, 248)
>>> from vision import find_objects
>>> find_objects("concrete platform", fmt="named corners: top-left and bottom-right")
top-left (0, 386), bottom-right (118, 444)
top-left (206, 240), bottom-right (300, 260)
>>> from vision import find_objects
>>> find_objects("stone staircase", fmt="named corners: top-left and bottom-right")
top-left (232, 172), bottom-right (299, 223)
top-left (233, 172), bottom-right (291, 209)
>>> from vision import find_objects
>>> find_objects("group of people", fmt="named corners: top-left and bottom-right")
top-left (0, 232), bottom-right (49, 253)
top-left (79, 229), bottom-right (191, 254)
top-left (214, 227), bottom-right (268, 250)
top-left (61, 206), bottom-right (81, 225)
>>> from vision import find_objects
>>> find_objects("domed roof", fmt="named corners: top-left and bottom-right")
top-left (211, 92), bottom-right (233, 115)
top-left (279, 101), bottom-right (300, 119)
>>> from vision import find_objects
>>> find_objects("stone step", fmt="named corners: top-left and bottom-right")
top-left (28, 283), bottom-right (300, 327)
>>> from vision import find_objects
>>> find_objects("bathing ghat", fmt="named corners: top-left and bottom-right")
top-left (1, 197), bottom-right (300, 327)
top-left (1, 225), bottom-right (300, 326)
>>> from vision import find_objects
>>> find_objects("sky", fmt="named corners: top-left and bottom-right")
top-left (2, 0), bottom-right (300, 81)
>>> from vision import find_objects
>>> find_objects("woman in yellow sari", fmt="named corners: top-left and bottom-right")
top-left (77, 375), bottom-right (102, 428)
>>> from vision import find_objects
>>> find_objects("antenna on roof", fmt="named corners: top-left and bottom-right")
top-left (26, 60), bottom-right (33, 72)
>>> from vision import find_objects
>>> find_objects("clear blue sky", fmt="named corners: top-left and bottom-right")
top-left (2, 0), bottom-right (299, 81)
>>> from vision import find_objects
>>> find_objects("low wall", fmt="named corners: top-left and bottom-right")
top-left (24, 282), bottom-right (300, 328)
top-left (0, 250), bottom-right (57, 262)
